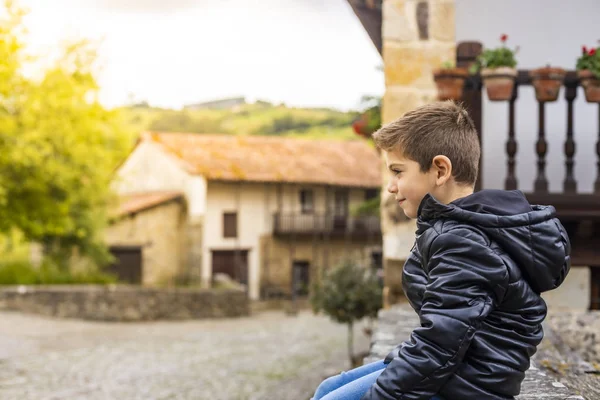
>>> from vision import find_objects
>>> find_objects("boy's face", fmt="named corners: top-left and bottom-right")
top-left (384, 149), bottom-right (438, 219)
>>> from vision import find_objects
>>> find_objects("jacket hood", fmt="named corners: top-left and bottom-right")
top-left (417, 190), bottom-right (571, 293)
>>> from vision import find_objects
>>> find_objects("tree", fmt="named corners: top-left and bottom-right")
top-left (310, 260), bottom-right (383, 367)
top-left (0, 1), bottom-right (130, 267)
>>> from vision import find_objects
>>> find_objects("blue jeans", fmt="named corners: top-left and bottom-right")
top-left (312, 359), bottom-right (444, 400)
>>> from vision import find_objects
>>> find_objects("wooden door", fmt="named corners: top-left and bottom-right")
top-left (107, 246), bottom-right (142, 284)
top-left (211, 250), bottom-right (249, 285)
top-left (292, 261), bottom-right (310, 297)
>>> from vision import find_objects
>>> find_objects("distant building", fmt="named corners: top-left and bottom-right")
top-left (184, 97), bottom-right (246, 110)
top-left (108, 132), bottom-right (383, 300)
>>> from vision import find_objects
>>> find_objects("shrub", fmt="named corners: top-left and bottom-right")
top-left (310, 260), bottom-right (382, 366)
top-left (0, 261), bottom-right (116, 285)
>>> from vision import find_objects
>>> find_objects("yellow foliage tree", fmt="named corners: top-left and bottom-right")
top-left (0, 1), bottom-right (130, 267)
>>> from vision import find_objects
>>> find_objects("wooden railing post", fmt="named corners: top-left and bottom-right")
top-left (505, 87), bottom-right (518, 190)
top-left (564, 86), bottom-right (577, 193)
top-left (595, 104), bottom-right (600, 194)
top-left (534, 101), bottom-right (549, 193)
top-left (456, 42), bottom-right (483, 191)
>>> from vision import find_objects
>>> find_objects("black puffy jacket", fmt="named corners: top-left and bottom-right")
top-left (362, 190), bottom-right (571, 400)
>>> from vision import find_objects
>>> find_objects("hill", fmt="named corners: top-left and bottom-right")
top-left (118, 101), bottom-right (363, 140)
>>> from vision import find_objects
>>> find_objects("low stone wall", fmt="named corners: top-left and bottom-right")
top-left (0, 285), bottom-right (249, 321)
top-left (547, 310), bottom-right (600, 365)
top-left (366, 305), bottom-right (584, 400)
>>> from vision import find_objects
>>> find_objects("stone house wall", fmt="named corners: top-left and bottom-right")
top-left (105, 199), bottom-right (189, 285)
top-left (259, 236), bottom-right (382, 297)
top-left (380, 0), bottom-right (456, 306)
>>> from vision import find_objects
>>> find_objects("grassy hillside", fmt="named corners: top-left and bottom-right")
top-left (118, 102), bottom-right (362, 140)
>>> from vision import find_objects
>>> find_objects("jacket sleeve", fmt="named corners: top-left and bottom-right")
top-left (362, 230), bottom-right (508, 400)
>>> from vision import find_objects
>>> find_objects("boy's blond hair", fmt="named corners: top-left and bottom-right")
top-left (372, 101), bottom-right (480, 186)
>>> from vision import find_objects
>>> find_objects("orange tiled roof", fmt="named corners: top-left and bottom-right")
top-left (117, 191), bottom-right (183, 217)
top-left (142, 132), bottom-right (382, 188)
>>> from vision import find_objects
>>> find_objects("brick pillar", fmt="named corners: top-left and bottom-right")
top-left (380, 0), bottom-right (456, 307)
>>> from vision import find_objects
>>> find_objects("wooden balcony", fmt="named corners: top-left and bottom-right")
top-left (464, 70), bottom-right (600, 213)
top-left (272, 213), bottom-right (381, 239)
top-left (455, 41), bottom-right (600, 268)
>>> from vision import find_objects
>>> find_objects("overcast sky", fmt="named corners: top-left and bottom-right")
top-left (18, 0), bottom-right (384, 110)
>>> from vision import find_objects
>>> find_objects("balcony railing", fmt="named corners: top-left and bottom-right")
top-left (273, 213), bottom-right (381, 238)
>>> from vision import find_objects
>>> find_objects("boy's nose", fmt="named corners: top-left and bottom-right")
top-left (387, 180), bottom-right (397, 194)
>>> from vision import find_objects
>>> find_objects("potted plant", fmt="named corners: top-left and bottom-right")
top-left (352, 96), bottom-right (381, 138)
top-left (530, 65), bottom-right (566, 102)
top-left (470, 34), bottom-right (519, 101)
top-left (433, 61), bottom-right (468, 101)
top-left (576, 45), bottom-right (600, 103)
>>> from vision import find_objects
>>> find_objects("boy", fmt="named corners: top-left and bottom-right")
top-left (312, 101), bottom-right (571, 400)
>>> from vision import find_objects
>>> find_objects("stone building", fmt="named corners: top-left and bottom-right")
top-left (110, 132), bottom-right (382, 299)
top-left (105, 191), bottom-right (188, 285)
top-left (348, 0), bottom-right (600, 310)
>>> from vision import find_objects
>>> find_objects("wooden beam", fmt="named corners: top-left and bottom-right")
top-left (347, 0), bottom-right (382, 56)
top-left (525, 193), bottom-right (600, 220)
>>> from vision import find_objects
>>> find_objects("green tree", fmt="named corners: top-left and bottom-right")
top-left (310, 260), bottom-right (382, 366)
top-left (0, 0), bottom-right (130, 267)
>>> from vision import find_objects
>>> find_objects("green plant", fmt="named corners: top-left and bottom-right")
top-left (310, 260), bottom-right (382, 366)
top-left (0, 260), bottom-right (117, 285)
top-left (352, 96), bottom-right (381, 138)
top-left (576, 45), bottom-right (600, 78)
top-left (351, 195), bottom-right (380, 217)
top-left (470, 34), bottom-right (518, 74)
top-left (441, 60), bottom-right (455, 69)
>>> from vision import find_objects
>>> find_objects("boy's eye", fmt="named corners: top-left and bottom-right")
top-left (392, 170), bottom-right (402, 176)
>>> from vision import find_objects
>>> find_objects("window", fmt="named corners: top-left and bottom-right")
top-left (365, 189), bottom-right (379, 201)
top-left (300, 189), bottom-right (314, 214)
top-left (334, 190), bottom-right (349, 216)
top-left (223, 212), bottom-right (237, 238)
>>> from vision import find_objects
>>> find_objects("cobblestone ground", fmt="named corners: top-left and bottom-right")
top-left (0, 310), bottom-right (369, 400)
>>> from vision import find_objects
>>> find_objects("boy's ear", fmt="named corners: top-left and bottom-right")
top-left (431, 155), bottom-right (452, 185)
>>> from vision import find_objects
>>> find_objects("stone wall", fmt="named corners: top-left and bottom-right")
top-left (0, 285), bottom-right (249, 321)
top-left (541, 267), bottom-right (591, 312)
top-left (259, 235), bottom-right (382, 298)
top-left (547, 310), bottom-right (600, 365)
top-left (380, 0), bottom-right (456, 308)
top-left (366, 305), bottom-right (584, 399)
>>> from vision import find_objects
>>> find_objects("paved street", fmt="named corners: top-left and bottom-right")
top-left (0, 310), bottom-right (369, 400)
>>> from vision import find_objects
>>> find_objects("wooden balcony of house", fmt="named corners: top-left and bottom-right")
top-left (456, 42), bottom-right (600, 267)
top-left (272, 213), bottom-right (381, 239)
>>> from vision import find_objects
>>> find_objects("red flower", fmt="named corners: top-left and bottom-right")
top-left (590, 48), bottom-right (597, 56)
top-left (500, 34), bottom-right (508, 43)
top-left (352, 118), bottom-right (367, 136)
top-left (583, 46), bottom-right (588, 55)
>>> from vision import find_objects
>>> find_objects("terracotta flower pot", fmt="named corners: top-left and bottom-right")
top-left (530, 67), bottom-right (566, 102)
top-left (578, 70), bottom-right (600, 103)
top-left (481, 67), bottom-right (518, 101)
top-left (433, 68), bottom-right (468, 101)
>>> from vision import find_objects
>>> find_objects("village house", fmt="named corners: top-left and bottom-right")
top-left (106, 132), bottom-right (382, 300)
top-left (348, 0), bottom-right (600, 311)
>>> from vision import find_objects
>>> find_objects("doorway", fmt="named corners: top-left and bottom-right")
top-left (292, 260), bottom-right (310, 297)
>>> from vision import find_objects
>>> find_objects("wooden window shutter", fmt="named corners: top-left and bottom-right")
top-left (223, 212), bottom-right (237, 238)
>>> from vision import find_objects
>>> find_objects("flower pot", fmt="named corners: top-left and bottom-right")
top-left (481, 67), bottom-right (518, 101)
top-left (433, 68), bottom-right (468, 101)
top-left (530, 67), bottom-right (566, 102)
top-left (578, 70), bottom-right (600, 103)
